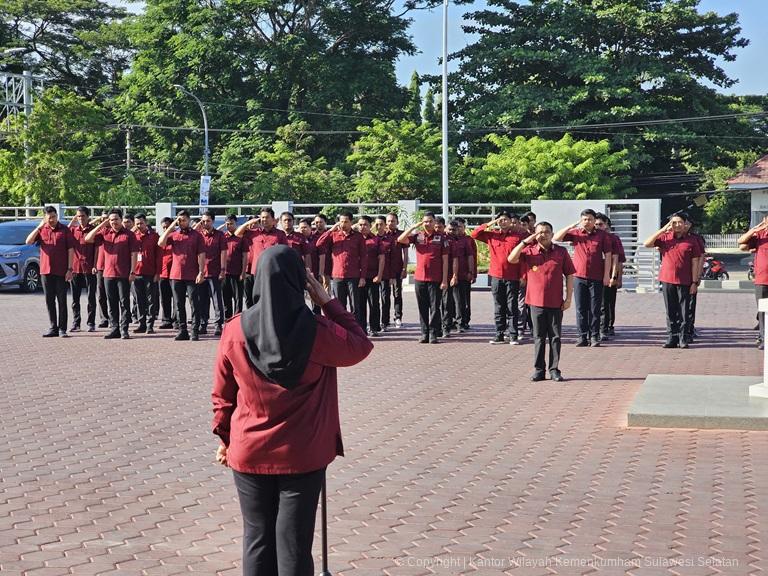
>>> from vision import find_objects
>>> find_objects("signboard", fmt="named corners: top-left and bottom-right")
top-left (199, 175), bottom-right (211, 206)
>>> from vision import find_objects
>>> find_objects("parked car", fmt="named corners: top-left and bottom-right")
top-left (0, 220), bottom-right (43, 292)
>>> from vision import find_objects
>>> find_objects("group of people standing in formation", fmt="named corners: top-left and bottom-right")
top-left (27, 202), bottom-right (764, 378)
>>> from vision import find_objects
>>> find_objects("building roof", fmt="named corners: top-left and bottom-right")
top-left (727, 155), bottom-right (768, 186)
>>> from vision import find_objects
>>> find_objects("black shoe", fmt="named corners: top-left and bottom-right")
top-left (419, 336), bottom-right (429, 344)
top-left (458, 326), bottom-right (466, 333)
top-left (590, 338), bottom-right (601, 347)
top-left (98, 321), bottom-right (109, 328)
top-left (146, 325), bottom-right (155, 334)
top-left (575, 339), bottom-right (589, 347)
top-left (159, 322), bottom-right (174, 329)
top-left (550, 370), bottom-right (564, 382)
top-left (191, 331), bottom-right (199, 341)
top-left (121, 332), bottom-right (130, 340)
top-left (530, 371), bottom-right (546, 382)
top-left (490, 334), bottom-right (506, 345)
top-left (42, 329), bottom-right (59, 338)
top-left (104, 330), bottom-right (121, 339)
top-left (608, 327), bottom-right (616, 336)
top-left (443, 329), bottom-right (451, 338)
top-left (87, 325), bottom-right (96, 332)
top-left (133, 324), bottom-right (147, 334)
top-left (198, 325), bottom-right (208, 335)
top-left (599, 332), bottom-right (610, 341)
top-left (214, 326), bottom-right (222, 336)
top-left (59, 330), bottom-right (68, 338)
top-left (175, 331), bottom-right (190, 341)
top-left (759, 342), bottom-right (765, 350)
top-left (70, 324), bottom-right (80, 332)
top-left (662, 339), bottom-right (679, 349)
top-left (679, 340), bottom-right (689, 349)
top-left (429, 336), bottom-right (439, 344)
top-left (683, 335), bottom-right (693, 344)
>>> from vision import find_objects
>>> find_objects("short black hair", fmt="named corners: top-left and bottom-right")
top-left (520, 215), bottom-right (530, 224)
top-left (339, 210), bottom-right (354, 221)
top-left (161, 217), bottom-right (173, 225)
top-left (109, 208), bottom-right (123, 218)
top-left (595, 212), bottom-right (610, 226)
top-left (375, 215), bottom-right (386, 222)
top-left (386, 212), bottom-right (399, 221)
top-left (124, 212), bottom-right (135, 221)
top-left (449, 220), bottom-right (460, 227)
top-left (536, 221), bottom-right (553, 232)
top-left (202, 210), bottom-right (215, 219)
top-left (436, 216), bottom-right (446, 225)
top-left (580, 208), bottom-right (597, 218)
top-left (498, 210), bottom-right (512, 219)
top-left (524, 211), bottom-right (537, 220)
top-left (314, 213), bottom-right (328, 223)
top-left (509, 213), bottom-right (520, 221)
top-left (44, 206), bottom-right (58, 215)
top-left (177, 209), bottom-right (191, 218)
top-left (358, 215), bottom-right (373, 224)
top-left (455, 217), bottom-right (466, 224)
top-left (299, 217), bottom-right (313, 226)
top-left (135, 212), bottom-right (147, 221)
top-left (280, 211), bottom-right (294, 220)
top-left (260, 207), bottom-right (275, 218)
top-left (76, 205), bottom-right (90, 216)
top-left (423, 211), bottom-right (436, 219)
top-left (671, 211), bottom-right (689, 221)
top-left (225, 213), bottom-right (238, 222)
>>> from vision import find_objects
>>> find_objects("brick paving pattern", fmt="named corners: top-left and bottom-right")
top-left (0, 289), bottom-right (766, 575)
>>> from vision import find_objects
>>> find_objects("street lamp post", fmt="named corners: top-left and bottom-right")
top-left (173, 84), bottom-right (210, 178)
top-left (441, 0), bottom-right (450, 221)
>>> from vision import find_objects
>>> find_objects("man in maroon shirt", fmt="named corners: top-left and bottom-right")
top-left (739, 216), bottom-right (768, 349)
top-left (471, 211), bottom-right (528, 345)
top-left (595, 213), bottom-right (623, 341)
top-left (450, 219), bottom-right (476, 333)
top-left (357, 216), bottom-right (386, 335)
top-left (222, 214), bottom-right (244, 320)
top-left (25, 206), bottom-right (74, 337)
top-left (132, 213), bottom-right (161, 334)
top-left (643, 212), bottom-right (702, 348)
top-left (554, 209), bottom-right (613, 347)
top-left (683, 218), bottom-right (706, 343)
top-left (382, 212), bottom-right (408, 329)
top-left (301, 216), bottom-right (327, 315)
top-left (93, 210), bottom-right (110, 328)
top-left (197, 211), bottom-right (228, 336)
top-left (241, 213), bottom-right (258, 309)
top-left (235, 207), bottom-right (288, 280)
top-left (441, 221), bottom-right (459, 337)
top-left (398, 212), bottom-right (449, 343)
top-left (280, 212), bottom-right (310, 269)
top-left (85, 209), bottom-right (140, 339)
top-left (157, 217), bottom-right (177, 329)
top-left (158, 210), bottom-right (206, 341)
top-left (316, 211), bottom-right (367, 316)
top-left (68, 206), bottom-right (97, 332)
top-left (312, 213), bottom-right (329, 288)
top-left (509, 222), bottom-right (574, 381)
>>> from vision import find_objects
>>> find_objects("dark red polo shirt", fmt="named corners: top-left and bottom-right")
top-left (159, 244), bottom-right (173, 279)
top-left (654, 232), bottom-right (703, 286)
top-left (167, 227), bottom-right (205, 282)
top-left (445, 234), bottom-right (459, 276)
top-left (611, 234), bottom-right (626, 264)
top-left (100, 227), bottom-right (140, 279)
top-left (562, 227), bottom-right (612, 281)
top-left (211, 299), bottom-right (373, 474)
top-left (384, 230), bottom-right (406, 279)
top-left (748, 230), bottom-right (768, 285)
top-left (458, 235), bottom-right (476, 278)
top-left (471, 224), bottom-right (526, 280)
top-left (134, 228), bottom-right (161, 276)
top-left (316, 229), bottom-right (367, 279)
top-left (200, 228), bottom-right (227, 278)
top-left (224, 233), bottom-right (243, 276)
top-left (70, 224), bottom-right (95, 274)
top-left (519, 243), bottom-right (576, 309)
top-left (37, 222), bottom-right (74, 276)
top-left (285, 231), bottom-right (308, 258)
top-left (362, 233), bottom-right (384, 279)
top-left (450, 234), bottom-right (471, 279)
top-left (243, 228), bottom-right (288, 275)
top-left (407, 231), bottom-right (449, 283)
top-left (376, 233), bottom-right (394, 279)
top-left (308, 231), bottom-right (328, 278)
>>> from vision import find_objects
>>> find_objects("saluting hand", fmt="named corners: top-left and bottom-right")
top-left (306, 269), bottom-right (332, 306)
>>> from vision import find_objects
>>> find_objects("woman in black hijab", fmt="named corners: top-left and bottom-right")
top-left (212, 245), bottom-right (373, 576)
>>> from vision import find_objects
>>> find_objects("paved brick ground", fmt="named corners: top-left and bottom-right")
top-left (0, 289), bottom-right (766, 575)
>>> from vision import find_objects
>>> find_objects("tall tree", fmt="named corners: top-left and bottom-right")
top-left (404, 71), bottom-right (422, 123)
top-left (423, 87), bottom-right (437, 124)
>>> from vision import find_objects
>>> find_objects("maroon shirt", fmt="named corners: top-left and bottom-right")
top-left (285, 231), bottom-right (309, 258)
top-left (316, 229), bottom-right (368, 279)
top-left (562, 227), bottom-right (612, 281)
top-left (377, 233), bottom-right (395, 279)
top-left (100, 227), bottom-right (140, 279)
top-left (362, 233), bottom-right (384, 280)
top-left (308, 231), bottom-right (328, 278)
top-left (654, 232), bottom-right (703, 286)
top-left (37, 222), bottom-right (74, 276)
top-left (471, 224), bottom-right (526, 280)
top-left (456, 235), bottom-right (476, 279)
top-left (166, 227), bottom-right (205, 282)
top-left (224, 233), bottom-right (243, 277)
top-left (134, 228), bottom-right (161, 276)
top-left (407, 231), bottom-right (449, 283)
top-left (243, 228), bottom-right (288, 275)
top-left (159, 244), bottom-right (173, 279)
top-left (211, 299), bottom-right (373, 474)
top-left (611, 234), bottom-right (626, 264)
top-left (385, 229), bottom-right (407, 279)
top-left (200, 228), bottom-right (227, 278)
top-left (70, 224), bottom-right (95, 274)
top-left (748, 230), bottom-right (768, 285)
top-left (519, 243), bottom-right (577, 309)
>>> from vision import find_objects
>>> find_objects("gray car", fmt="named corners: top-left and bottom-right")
top-left (0, 220), bottom-right (43, 292)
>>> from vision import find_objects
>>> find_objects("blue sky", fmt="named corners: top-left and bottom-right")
top-left (394, 0), bottom-right (768, 95)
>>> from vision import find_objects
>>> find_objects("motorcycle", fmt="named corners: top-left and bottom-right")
top-left (702, 255), bottom-right (729, 280)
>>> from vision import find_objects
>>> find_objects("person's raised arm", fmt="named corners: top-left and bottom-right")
top-left (508, 232), bottom-right (538, 264)
top-left (234, 217), bottom-right (259, 238)
top-left (84, 217), bottom-right (109, 244)
top-left (25, 218), bottom-right (47, 245)
top-left (737, 217), bottom-right (768, 246)
top-left (398, 222), bottom-right (420, 245)
top-left (554, 220), bottom-right (580, 243)
top-left (642, 221), bottom-right (672, 248)
top-left (315, 222), bottom-right (339, 248)
top-left (157, 217), bottom-right (179, 247)
top-left (470, 217), bottom-right (499, 241)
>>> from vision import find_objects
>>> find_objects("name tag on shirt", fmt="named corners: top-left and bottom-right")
top-left (137, 254), bottom-right (143, 262)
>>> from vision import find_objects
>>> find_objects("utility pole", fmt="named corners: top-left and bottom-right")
top-left (125, 127), bottom-right (132, 170)
top-left (22, 70), bottom-right (33, 214)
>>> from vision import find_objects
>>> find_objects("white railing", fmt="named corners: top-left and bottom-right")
top-left (701, 234), bottom-right (741, 250)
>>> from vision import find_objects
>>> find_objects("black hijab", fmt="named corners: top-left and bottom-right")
top-left (240, 245), bottom-right (317, 389)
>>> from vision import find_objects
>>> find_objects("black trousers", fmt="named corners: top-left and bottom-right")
top-left (441, 285), bottom-right (456, 331)
top-left (517, 283), bottom-right (530, 331)
top-left (381, 277), bottom-right (404, 326)
top-left (490, 276), bottom-right (520, 337)
top-left (71, 272), bottom-right (96, 327)
top-left (172, 280), bottom-right (200, 332)
top-left (133, 275), bottom-right (157, 328)
top-left (104, 277), bottom-right (131, 333)
top-left (41, 274), bottom-right (68, 331)
top-left (233, 468), bottom-right (324, 576)
top-left (530, 305), bottom-right (563, 373)
top-left (574, 277), bottom-right (603, 340)
top-left (199, 276), bottom-right (225, 328)
top-left (358, 279), bottom-right (381, 332)
top-left (687, 293), bottom-right (698, 337)
top-left (223, 274), bottom-right (244, 320)
top-left (96, 270), bottom-right (109, 323)
top-left (755, 284), bottom-right (768, 342)
top-left (661, 282), bottom-right (691, 342)
top-left (454, 280), bottom-right (471, 328)
top-left (158, 277), bottom-right (176, 325)
top-left (244, 273), bottom-right (255, 309)
top-left (601, 285), bottom-right (618, 333)
top-left (331, 278), bottom-right (361, 316)
top-left (414, 280), bottom-right (441, 337)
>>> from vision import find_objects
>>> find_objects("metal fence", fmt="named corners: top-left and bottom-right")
top-left (701, 234), bottom-right (741, 250)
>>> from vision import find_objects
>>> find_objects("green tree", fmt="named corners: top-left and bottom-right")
top-left (347, 119), bottom-right (443, 202)
top-left (423, 87), bottom-right (437, 124)
top-left (470, 133), bottom-right (633, 201)
top-left (404, 71), bottom-right (422, 123)
top-left (694, 151), bottom-right (760, 233)
top-left (0, 87), bottom-right (115, 205)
